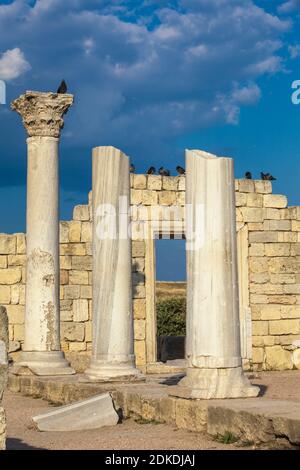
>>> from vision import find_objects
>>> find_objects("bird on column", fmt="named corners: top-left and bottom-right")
top-left (159, 167), bottom-right (170, 176)
top-left (130, 163), bottom-right (135, 173)
top-left (176, 165), bottom-right (185, 175)
top-left (245, 171), bottom-right (252, 179)
top-left (261, 172), bottom-right (276, 181)
top-left (57, 80), bottom-right (67, 94)
top-left (147, 166), bottom-right (156, 175)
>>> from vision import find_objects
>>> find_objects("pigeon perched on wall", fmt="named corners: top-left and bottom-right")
top-left (57, 80), bottom-right (67, 94)
top-left (147, 166), bottom-right (156, 175)
top-left (261, 172), bottom-right (276, 181)
top-left (176, 166), bottom-right (185, 175)
top-left (245, 171), bottom-right (252, 179)
top-left (130, 163), bottom-right (135, 173)
top-left (159, 167), bottom-right (170, 176)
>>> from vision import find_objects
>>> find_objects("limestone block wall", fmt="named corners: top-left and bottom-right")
top-left (1, 175), bottom-right (300, 372)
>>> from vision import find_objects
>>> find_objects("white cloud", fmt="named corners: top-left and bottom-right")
top-left (288, 44), bottom-right (300, 59)
top-left (0, 0), bottom-right (294, 159)
top-left (278, 0), bottom-right (300, 13)
top-left (0, 48), bottom-right (31, 81)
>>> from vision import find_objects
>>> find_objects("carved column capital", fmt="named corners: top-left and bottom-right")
top-left (11, 91), bottom-right (74, 138)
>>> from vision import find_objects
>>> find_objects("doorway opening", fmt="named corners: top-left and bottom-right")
top-left (155, 236), bottom-right (186, 365)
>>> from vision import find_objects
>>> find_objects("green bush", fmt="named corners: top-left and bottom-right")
top-left (156, 297), bottom-right (186, 336)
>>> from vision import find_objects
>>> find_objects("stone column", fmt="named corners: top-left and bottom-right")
top-left (84, 146), bottom-right (140, 381)
top-left (0, 307), bottom-right (8, 449)
top-left (11, 91), bottom-right (75, 375)
top-left (171, 150), bottom-right (259, 399)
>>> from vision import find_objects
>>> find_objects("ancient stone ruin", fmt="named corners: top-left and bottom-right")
top-left (1, 89), bottom-right (300, 445)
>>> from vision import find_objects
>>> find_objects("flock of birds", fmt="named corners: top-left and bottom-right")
top-left (130, 164), bottom-right (185, 176)
top-left (130, 165), bottom-right (277, 180)
top-left (245, 171), bottom-right (276, 181)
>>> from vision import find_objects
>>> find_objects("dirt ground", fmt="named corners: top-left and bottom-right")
top-left (2, 371), bottom-right (300, 451)
top-left (2, 391), bottom-right (241, 450)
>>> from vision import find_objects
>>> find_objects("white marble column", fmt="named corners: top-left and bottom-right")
top-left (171, 150), bottom-right (259, 399)
top-left (11, 91), bottom-right (75, 375)
top-left (84, 146), bottom-right (140, 381)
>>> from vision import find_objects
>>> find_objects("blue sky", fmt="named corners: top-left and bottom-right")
top-left (1, 0), bottom-right (300, 279)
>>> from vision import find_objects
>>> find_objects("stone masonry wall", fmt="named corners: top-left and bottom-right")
top-left (1, 175), bottom-right (300, 372)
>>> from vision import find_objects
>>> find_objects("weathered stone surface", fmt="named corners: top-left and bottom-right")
top-left (175, 399), bottom-right (208, 432)
top-left (81, 222), bottom-right (92, 243)
top-left (80, 286), bottom-right (92, 299)
top-left (178, 176), bottom-right (185, 191)
top-left (0, 286), bottom-right (10, 304)
top-left (131, 189), bottom-right (143, 205)
top-left (60, 243), bottom-right (86, 256)
top-left (32, 393), bottom-right (119, 431)
top-left (84, 146), bottom-right (139, 382)
top-left (247, 193), bottom-right (263, 207)
top-left (133, 299), bottom-right (146, 319)
top-left (133, 285), bottom-right (146, 299)
top-left (252, 347), bottom-right (265, 363)
top-left (254, 180), bottom-right (272, 194)
top-left (59, 222), bottom-right (69, 243)
top-left (269, 319), bottom-right (300, 335)
top-left (142, 190), bottom-right (158, 205)
top-left (249, 232), bottom-right (278, 243)
top-left (132, 241), bottom-right (145, 257)
top-left (249, 243), bottom-right (265, 256)
top-left (292, 349), bottom-right (300, 369)
top-left (0, 306), bottom-right (8, 455)
top-left (73, 205), bottom-right (90, 221)
top-left (252, 321), bottom-right (268, 336)
top-left (265, 346), bottom-right (293, 370)
top-left (11, 91), bottom-right (73, 138)
top-left (68, 221), bottom-right (81, 243)
top-left (240, 207), bottom-right (263, 222)
top-left (69, 270), bottom-right (89, 285)
top-left (158, 191), bottom-right (176, 205)
top-left (238, 179), bottom-right (255, 193)
top-left (73, 299), bottom-right (89, 322)
top-left (264, 195), bottom-right (288, 209)
top-left (235, 193), bottom-right (247, 207)
top-left (171, 150), bottom-right (258, 399)
top-left (134, 340), bottom-right (146, 365)
top-left (133, 174), bottom-right (147, 189)
top-left (61, 322), bottom-right (85, 342)
top-left (64, 285), bottom-right (80, 300)
top-left (147, 175), bottom-right (162, 190)
top-left (0, 407), bottom-right (5, 450)
top-left (265, 244), bottom-right (290, 257)
top-left (6, 305), bottom-right (24, 324)
top-left (72, 256), bottom-right (92, 271)
top-left (207, 399), bottom-right (300, 445)
top-left (259, 305), bottom-right (281, 320)
top-left (16, 234), bottom-right (26, 254)
top-left (134, 320), bottom-right (145, 340)
top-left (13, 324), bottom-right (24, 341)
top-left (0, 235), bottom-right (16, 255)
top-left (162, 176), bottom-right (178, 191)
top-left (0, 268), bottom-right (21, 285)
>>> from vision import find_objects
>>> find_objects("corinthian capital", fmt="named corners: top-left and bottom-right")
top-left (11, 91), bottom-right (74, 138)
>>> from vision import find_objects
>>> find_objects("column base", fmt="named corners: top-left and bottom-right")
top-left (81, 359), bottom-right (144, 383)
top-left (11, 351), bottom-right (76, 376)
top-left (168, 366), bottom-right (260, 399)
